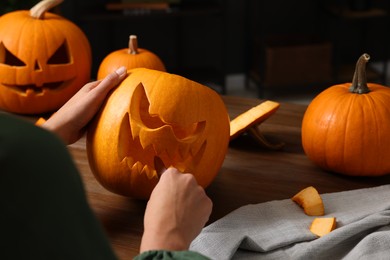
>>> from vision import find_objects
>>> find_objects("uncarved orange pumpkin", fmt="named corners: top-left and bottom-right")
top-left (0, 0), bottom-right (92, 114)
top-left (302, 53), bottom-right (390, 176)
top-left (97, 35), bottom-right (166, 80)
top-left (87, 68), bottom-right (230, 199)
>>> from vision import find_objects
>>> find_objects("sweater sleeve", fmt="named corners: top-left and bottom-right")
top-left (134, 250), bottom-right (210, 260)
top-left (0, 113), bottom-right (118, 260)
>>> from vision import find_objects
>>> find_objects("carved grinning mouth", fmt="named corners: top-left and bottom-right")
top-left (118, 112), bottom-right (207, 180)
top-left (117, 83), bottom-right (207, 179)
top-left (4, 81), bottom-right (67, 94)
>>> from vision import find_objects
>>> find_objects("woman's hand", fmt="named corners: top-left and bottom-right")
top-left (42, 67), bottom-right (127, 144)
top-left (140, 168), bottom-right (213, 252)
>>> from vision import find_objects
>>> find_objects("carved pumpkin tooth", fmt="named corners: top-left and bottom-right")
top-left (142, 165), bottom-right (156, 180)
top-left (132, 161), bottom-right (143, 173)
top-left (125, 157), bottom-right (134, 169)
top-left (26, 89), bottom-right (35, 96)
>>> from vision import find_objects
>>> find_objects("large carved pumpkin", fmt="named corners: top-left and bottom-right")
top-left (0, 0), bottom-right (91, 114)
top-left (302, 53), bottom-right (390, 176)
top-left (87, 68), bottom-right (230, 199)
top-left (97, 35), bottom-right (166, 80)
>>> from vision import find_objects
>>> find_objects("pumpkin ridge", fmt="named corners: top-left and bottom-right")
top-left (310, 88), bottom-right (341, 170)
top-left (43, 17), bottom-right (66, 58)
top-left (343, 94), bottom-right (362, 174)
top-left (368, 85), bottom-right (390, 108)
top-left (365, 95), bottom-right (381, 174)
top-left (17, 14), bottom-right (32, 65)
top-left (327, 94), bottom-right (347, 172)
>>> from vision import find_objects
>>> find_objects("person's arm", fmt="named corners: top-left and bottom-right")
top-left (135, 168), bottom-right (212, 259)
top-left (0, 113), bottom-right (118, 260)
top-left (42, 66), bottom-right (127, 144)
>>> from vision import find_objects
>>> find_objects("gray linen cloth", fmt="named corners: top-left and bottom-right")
top-left (190, 185), bottom-right (390, 260)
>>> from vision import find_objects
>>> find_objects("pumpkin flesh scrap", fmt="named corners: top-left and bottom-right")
top-left (292, 186), bottom-right (324, 216)
top-left (310, 217), bottom-right (337, 237)
top-left (229, 100), bottom-right (284, 150)
top-left (230, 100), bottom-right (280, 140)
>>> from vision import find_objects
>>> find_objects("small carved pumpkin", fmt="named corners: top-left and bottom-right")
top-left (302, 54), bottom-right (390, 176)
top-left (87, 68), bottom-right (230, 199)
top-left (0, 0), bottom-right (91, 114)
top-left (97, 35), bottom-right (166, 80)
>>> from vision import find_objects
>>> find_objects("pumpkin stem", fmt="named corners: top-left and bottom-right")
top-left (30, 0), bottom-right (64, 19)
top-left (129, 35), bottom-right (139, 55)
top-left (349, 53), bottom-right (371, 94)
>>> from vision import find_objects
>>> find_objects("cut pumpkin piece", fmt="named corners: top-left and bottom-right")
top-left (310, 217), bottom-right (337, 237)
top-left (230, 100), bottom-right (283, 149)
top-left (35, 117), bottom-right (47, 126)
top-left (230, 100), bottom-right (280, 139)
top-left (35, 112), bottom-right (56, 126)
top-left (292, 186), bottom-right (324, 216)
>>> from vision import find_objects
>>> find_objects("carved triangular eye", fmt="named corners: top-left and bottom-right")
top-left (47, 40), bottom-right (70, 64)
top-left (0, 42), bottom-right (26, 66)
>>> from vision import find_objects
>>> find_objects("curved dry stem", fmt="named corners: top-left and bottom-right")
top-left (30, 0), bottom-right (64, 19)
top-left (349, 53), bottom-right (370, 94)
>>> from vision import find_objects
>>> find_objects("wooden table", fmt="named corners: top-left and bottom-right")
top-left (67, 95), bottom-right (390, 259)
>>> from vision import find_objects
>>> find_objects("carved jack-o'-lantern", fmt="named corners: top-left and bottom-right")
top-left (0, 0), bottom-right (91, 114)
top-left (87, 68), bottom-right (230, 199)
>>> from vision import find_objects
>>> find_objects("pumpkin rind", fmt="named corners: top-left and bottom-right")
top-left (302, 55), bottom-right (390, 177)
top-left (230, 100), bottom-right (280, 140)
top-left (0, 1), bottom-right (91, 114)
top-left (302, 83), bottom-right (390, 176)
top-left (87, 68), bottom-right (230, 199)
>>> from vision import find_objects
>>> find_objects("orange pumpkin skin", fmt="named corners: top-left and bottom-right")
top-left (87, 68), bottom-right (230, 199)
top-left (0, 8), bottom-right (91, 114)
top-left (302, 83), bottom-right (390, 176)
top-left (97, 36), bottom-right (166, 80)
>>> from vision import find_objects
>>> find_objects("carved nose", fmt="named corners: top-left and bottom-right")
top-left (34, 60), bottom-right (42, 71)
top-left (33, 60), bottom-right (44, 87)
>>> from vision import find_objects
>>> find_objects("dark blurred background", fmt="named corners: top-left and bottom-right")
top-left (2, 0), bottom-right (389, 98)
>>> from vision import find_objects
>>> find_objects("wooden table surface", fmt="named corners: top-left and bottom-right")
top-left (67, 95), bottom-right (390, 259)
